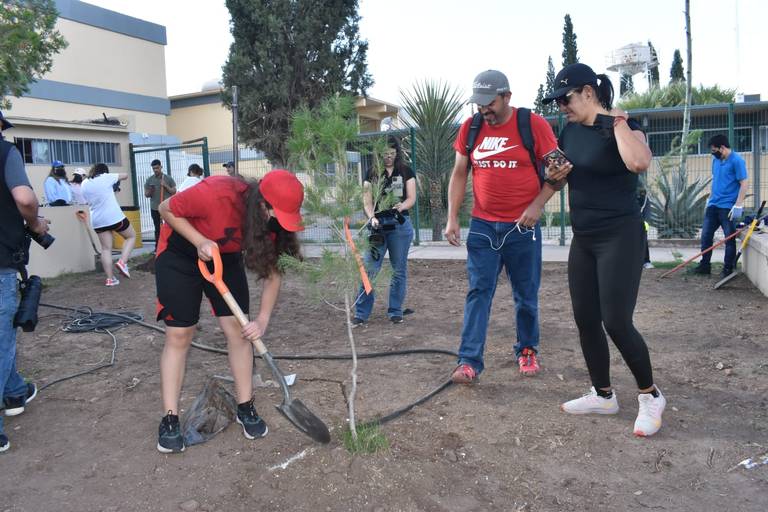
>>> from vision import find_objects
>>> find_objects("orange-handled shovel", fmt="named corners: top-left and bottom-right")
top-left (344, 217), bottom-right (372, 295)
top-left (198, 245), bottom-right (331, 444)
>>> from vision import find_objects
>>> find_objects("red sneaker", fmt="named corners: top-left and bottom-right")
top-left (518, 348), bottom-right (540, 376)
top-left (451, 364), bottom-right (478, 384)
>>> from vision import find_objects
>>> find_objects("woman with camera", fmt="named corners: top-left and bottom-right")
top-left (81, 163), bottom-right (136, 286)
top-left (43, 160), bottom-right (72, 206)
top-left (353, 137), bottom-right (416, 325)
top-left (541, 63), bottom-right (664, 437)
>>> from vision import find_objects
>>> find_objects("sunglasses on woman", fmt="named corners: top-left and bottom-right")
top-left (555, 88), bottom-right (582, 106)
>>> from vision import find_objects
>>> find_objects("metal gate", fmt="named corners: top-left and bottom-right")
top-left (129, 137), bottom-right (209, 242)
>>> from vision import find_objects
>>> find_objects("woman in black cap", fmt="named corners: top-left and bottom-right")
top-left (541, 63), bottom-right (665, 437)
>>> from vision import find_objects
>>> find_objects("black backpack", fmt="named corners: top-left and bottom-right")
top-left (465, 107), bottom-right (544, 183)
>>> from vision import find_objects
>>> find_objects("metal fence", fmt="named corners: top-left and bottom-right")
top-left (337, 102), bottom-right (767, 245)
top-left (131, 102), bottom-right (767, 246)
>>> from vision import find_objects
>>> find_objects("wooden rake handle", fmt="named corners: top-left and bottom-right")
top-left (197, 245), bottom-right (268, 356)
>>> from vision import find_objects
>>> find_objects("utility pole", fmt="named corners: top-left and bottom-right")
top-left (232, 85), bottom-right (239, 175)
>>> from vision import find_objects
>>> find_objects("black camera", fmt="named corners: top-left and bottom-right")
top-left (26, 226), bottom-right (55, 249)
top-left (14, 275), bottom-right (42, 332)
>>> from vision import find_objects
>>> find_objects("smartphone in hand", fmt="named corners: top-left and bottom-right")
top-left (543, 147), bottom-right (571, 168)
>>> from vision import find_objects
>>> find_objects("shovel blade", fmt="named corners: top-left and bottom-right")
top-left (714, 271), bottom-right (741, 289)
top-left (276, 399), bottom-right (331, 444)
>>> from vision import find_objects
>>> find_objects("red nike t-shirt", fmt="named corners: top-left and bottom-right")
top-left (157, 175), bottom-right (249, 257)
top-left (454, 109), bottom-right (558, 222)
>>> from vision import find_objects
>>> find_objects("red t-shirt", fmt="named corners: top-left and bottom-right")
top-left (454, 109), bottom-right (558, 222)
top-left (157, 175), bottom-right (249, 257)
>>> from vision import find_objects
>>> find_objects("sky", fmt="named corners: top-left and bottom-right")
top-left (86, 0), bottom-right (765, 118)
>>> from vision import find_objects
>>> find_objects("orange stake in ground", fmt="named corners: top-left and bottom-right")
top-left (344, 217), bottom-right (372, 295)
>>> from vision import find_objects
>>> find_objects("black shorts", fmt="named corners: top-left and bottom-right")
top-left (95, 217), bottom-right (130, 233)
top-left (155, 249), bottom-right (249, 327)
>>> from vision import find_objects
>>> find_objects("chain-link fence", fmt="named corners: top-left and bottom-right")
top-left (139, 103), bottom-right (766, 246)
top-left (345, 102), bottom-right (767, 245)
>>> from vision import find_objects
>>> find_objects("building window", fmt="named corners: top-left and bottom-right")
top-left (13, 138), bottom-right (120, 166)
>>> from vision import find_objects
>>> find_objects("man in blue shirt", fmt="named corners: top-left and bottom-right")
top-left (691, 134), bottom-right (748, 278)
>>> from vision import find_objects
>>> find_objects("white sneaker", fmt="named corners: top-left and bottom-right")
top-left (561, 387), bottom-right (619, 415)
top-left (643, 262), bottom-right (655, 269)
top-left (634, 388), bottom-right (666, 437)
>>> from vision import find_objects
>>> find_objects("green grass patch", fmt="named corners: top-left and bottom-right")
top-left (342, 422), bottom-right (389, 454)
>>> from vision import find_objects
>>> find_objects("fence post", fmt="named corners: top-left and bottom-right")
top-left (557, 113), bottom-right (567, 246)
top-left (728, 103), bottom-right (735, 150)
top-left (202, 137), bottom-right (210, 177)
top-left (753, 122), bottom-right (762, 207)
top-left (410, 126), bottom-right (420, 246)
top-left (164, 149), bottom-right (172, 181)
top-left (129, 143), bottom-right (138, 209)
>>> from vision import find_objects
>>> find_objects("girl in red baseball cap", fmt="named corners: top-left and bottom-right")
top-left (153, 169), bottom-right (304, 453)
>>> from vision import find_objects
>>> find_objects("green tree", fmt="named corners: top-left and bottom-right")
top-left (534, 57), bottom-right (558, 116)
top-left (620, 73), bottom-right (634, 96)
top-left (285, 95), bottom-right (389, 451)
top-left (670, 49), bottom-right (685, 83)
top-left (561, 14), bottom-right (579, 67)
top-left (399, 80), bottom-right (465, 241)
top-left (222, 0), bottom-right (373, 167)
top-left (533, 83), bottom-right (546, 115)
top-left (618, 83), bottom-right (734, 110)
top-left (648, 41), bottom-right (660, 88)
top-left (0, 0), bottom-right (67, 109)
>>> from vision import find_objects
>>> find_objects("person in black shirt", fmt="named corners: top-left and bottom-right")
top-left (353, 136), bottom-right (416, 325)
top-left (540, 63), bottom-right (666, 437)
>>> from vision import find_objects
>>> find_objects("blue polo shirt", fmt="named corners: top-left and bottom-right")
top-left (708, 151), bottom-right (747, 208)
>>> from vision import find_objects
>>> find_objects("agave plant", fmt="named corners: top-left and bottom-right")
top-left (618, 83), bottom-right (735, 110)
top-left (399, 80), bottom-right (466, 240)
top-left (648, 130), bottom-right (711, 238)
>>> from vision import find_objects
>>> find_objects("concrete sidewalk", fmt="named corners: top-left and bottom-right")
top-left (303, 241), bottom-right (722, 263)
top-left (133, 241), bottom-right (723, 264)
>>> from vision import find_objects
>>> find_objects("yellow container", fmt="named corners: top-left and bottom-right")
top-left (113, 207), bottom-right (143, 249)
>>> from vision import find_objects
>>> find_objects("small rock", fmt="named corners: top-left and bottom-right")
top-left (585, 452), bottom-right (591, 458)
top-left (445, 449), bottom-right (458, 463)
top-left (556, 374), bottom-right (564, 381)
top-left (671, 406), bottom-right (679, 412)
top-left (634, 490), bottom-right (643, 496)
top-left (179, 500), bottom-right (199, 511)
top-left (724, 368), bottom-right (733, 376)
top-left (715, 362), bottom-right (725, 370)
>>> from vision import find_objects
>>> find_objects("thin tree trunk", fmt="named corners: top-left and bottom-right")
top-left (681, 0), bottom-right (693, 173)
top-left (344, 291), bottom-right (358, 441)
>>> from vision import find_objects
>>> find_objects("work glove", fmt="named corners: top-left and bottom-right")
top-left (728, 205), bottom-right (743, 221)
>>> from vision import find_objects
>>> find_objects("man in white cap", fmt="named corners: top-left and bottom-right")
top-left (445, 70), bottom-right (566, 383)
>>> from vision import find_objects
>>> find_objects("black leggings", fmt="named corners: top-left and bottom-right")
top-left (568, 219), bottom-right (654, 390)
top-left (151, 209), bottom-right (162, 244)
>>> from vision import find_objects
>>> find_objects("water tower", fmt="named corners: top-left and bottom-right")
top-left (606, 43), bottom-right (658, 91)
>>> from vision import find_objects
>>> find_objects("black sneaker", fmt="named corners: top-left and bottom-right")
top-left (0, 433), bottom-right (9, 453)
top-left (4, 382), bottom-right (37, 417)
top-left (236, 400), bottom-right (268, 440)
top-left (390, 316), bottom-right (403, 324)
top-left (689, 263), bottom-right (711, 275)
top-left (351, 317), bottom-right (366, 327)
top-left (157, 412), bottom-right (185, 453)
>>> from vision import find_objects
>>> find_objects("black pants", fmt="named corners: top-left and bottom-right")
top-left (568, 219), bottom-right (654, 390)
top-left (151, 209), bottom-right (162, 246)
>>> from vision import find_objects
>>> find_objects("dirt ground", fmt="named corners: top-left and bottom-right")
top-left (2, 259), bottom-right (767, 512)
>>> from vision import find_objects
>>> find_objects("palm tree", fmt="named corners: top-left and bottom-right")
top-left (400, 80), bottom-right (465, 240)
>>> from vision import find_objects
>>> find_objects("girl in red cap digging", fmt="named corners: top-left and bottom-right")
top-left (153, 170), bottom-right (305, 453)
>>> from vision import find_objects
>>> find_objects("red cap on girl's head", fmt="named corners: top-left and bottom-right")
top-left (259, 169), bottom-right (305, 232)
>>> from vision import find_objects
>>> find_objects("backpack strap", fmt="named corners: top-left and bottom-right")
top-left (465, 112), bottom-right (484, 172)
top-left (516, 107), bottom-right (545, 184)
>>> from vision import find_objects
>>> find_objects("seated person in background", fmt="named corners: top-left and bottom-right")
top-left (69, 168), bottom-right (88, 205)
top-left (44, 160), bottom-right (72, 206)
